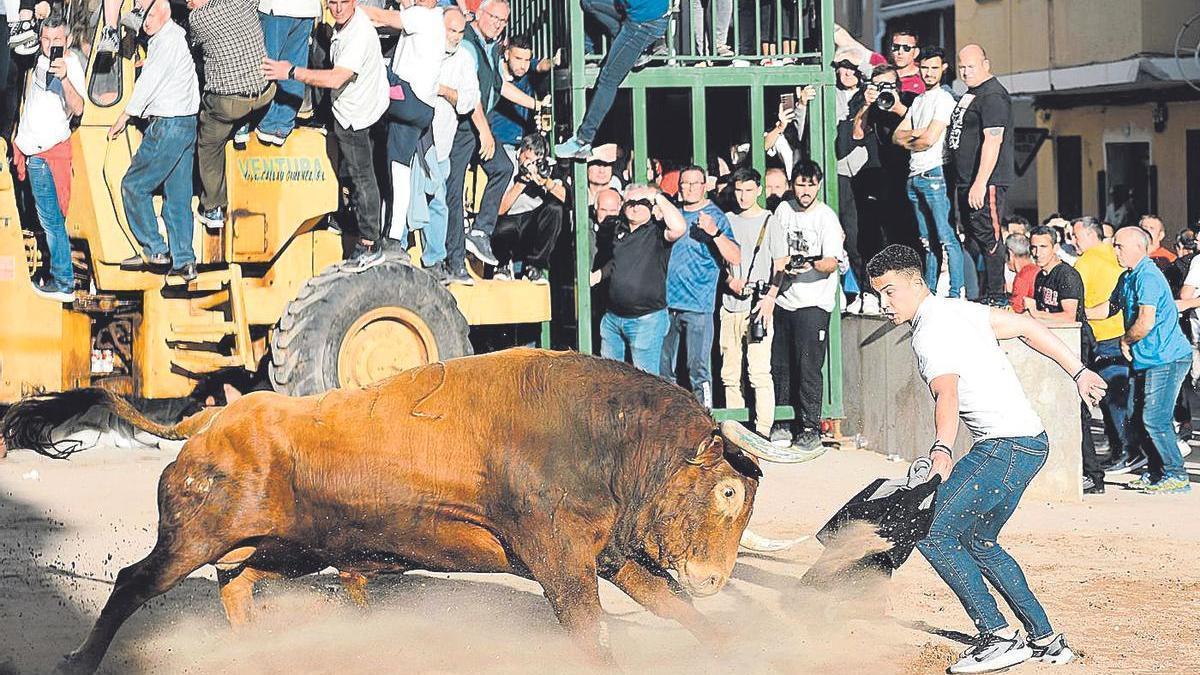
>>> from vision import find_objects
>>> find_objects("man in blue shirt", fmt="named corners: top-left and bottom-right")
top-left (660, 165), bottom-right (741, 406)
top-left (554, 0), bottom-right (669, 159)
top-left (488, 34), bottom-right (554, 150)
top-left (1088, 226), bottom-right (1193, 494)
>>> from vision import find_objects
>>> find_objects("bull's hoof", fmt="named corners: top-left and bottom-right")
top-left (56, 651), bottom-right (97, 675)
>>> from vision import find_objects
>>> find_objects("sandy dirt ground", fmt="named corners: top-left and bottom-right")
top-left (1, 439), bottom-right (1197, 674)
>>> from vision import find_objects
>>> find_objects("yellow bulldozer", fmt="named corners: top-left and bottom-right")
top-left (0, 7), bottom-right (550, 407)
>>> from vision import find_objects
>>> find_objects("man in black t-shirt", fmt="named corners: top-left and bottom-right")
top-left (591, 185), bottom-right (688, 373)
top-left (948, 44), bottom-right (1015, 304)
top-left (1027, 225), bottom-right (1104, 493)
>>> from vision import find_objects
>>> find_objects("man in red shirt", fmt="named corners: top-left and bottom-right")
top-left (833, 24), bottom-right (925, 96)
top-left (1006, 233), bottom-right (1037, 312)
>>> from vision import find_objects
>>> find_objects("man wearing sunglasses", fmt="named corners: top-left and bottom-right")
top-left (833, 24), bottom-right (925, 96)
top-left (591, 185), bottom-right (687, 373)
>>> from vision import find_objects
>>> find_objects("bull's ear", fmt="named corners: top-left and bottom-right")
top-left (685, 436), bottom-right (725, 468)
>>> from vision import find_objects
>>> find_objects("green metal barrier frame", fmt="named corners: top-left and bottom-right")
top-left (549, 0), bottom-right (843, 422)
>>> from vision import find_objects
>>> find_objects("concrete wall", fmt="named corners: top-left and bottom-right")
top-left (1033, 101), bottom-right (1200, 236)
top-left (840, 315), bottom-right (1083, 502)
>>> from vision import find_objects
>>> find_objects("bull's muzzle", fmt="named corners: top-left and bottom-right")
top-left (680, 561), bottom-right (729, 598)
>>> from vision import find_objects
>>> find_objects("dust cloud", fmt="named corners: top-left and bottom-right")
top-left (111, 522), bottom-right (929, 674)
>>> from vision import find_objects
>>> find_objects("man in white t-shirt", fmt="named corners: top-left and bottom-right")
top-left (867, 243), bottom-right (1106, 673)
top-left (264, 0), bottom-right (388, 269)
top-left (893, 47), bottom-right (963, 298)
top-left (756, 159), bottom-right (844, 452)
top-left (362, 0), bottom-right (444, 248)
top-left (13, 13), bottom-right (84, 302)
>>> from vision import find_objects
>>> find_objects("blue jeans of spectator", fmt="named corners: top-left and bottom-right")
top-left (576, 0), bottom-right (667, 144)
top-left (660, 308), bottom-right (715, 406)
top-left (917, 433), bottom-right (1054, 641)
top-left (423, 156), bottom-right (450, 267)
top-left (121, 115), bottom-right (197, 267)
top-left (258, 13), bottom-right (310, 138)
top-left (27, 155), bottom-right (73, 290)
top-left (1092, 337), bottom-right (1132, 459)
top-left (1131, 358), bottom-right (1190, 481)
top-left (600, 308), bottom-right (669, 373)
top-left (906, 167), bottom-right (962, 297)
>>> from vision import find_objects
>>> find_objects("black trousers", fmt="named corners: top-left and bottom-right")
top-left (493, 201), bottom-right (564, 269)
top-left (838, 174), bottom-right (865, 292)
top-left (447, 120), bottom-right (515, 267)
top-left (956, 184), bottom-right (1008, 298)
top-left (333, 121), bottom-right (383, 244)
top-left (771, 306), bottom-right (829, 432)
top-left (0, 15), bottom-right (11, 138)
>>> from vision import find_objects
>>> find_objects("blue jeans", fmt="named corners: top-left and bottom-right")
top-left (660, 308), bottom-right (715, 406)
top-left (576, 0), bottom-right (667, 144)
top-left (601, 308), bottom-right (669, 373)
top-left (258, 13), bottom-right (310, 138)
top-left (1092, 337), bottom-right (1132, 459)
top-left (423, 156), bottom-right (450, 267)
top-left (906, 167), bottom-right (962, 297)
top-left (27, 155), bottom-right (73, 290)
top-left (121, 115), bottom-right (197, 267)
top-left (917, 433), bottom-right (1054, 641)
top-left (1131, 358), bottom-right (1190, 481)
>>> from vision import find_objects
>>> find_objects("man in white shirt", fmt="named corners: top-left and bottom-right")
top-left (263, 0), bottom-right (388, 269)
top-left (362, 0), bottom-right (444, 249)
top-left (893, 47), bottom-right (962, 298)
top-left (867, 243), bottom-right (1105, 673)
top-left (107, 0), bottom-right (201, 281)
top-left (255, 0), bottom-right (321, 145)
top-left (756, 159), bottom-right (844, 452)
top-left (13, 13), bottom-right (84, 302)
top-left (420, 6), bottom-right (477, 284)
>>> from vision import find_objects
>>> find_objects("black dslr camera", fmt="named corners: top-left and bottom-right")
top-left (747, 281), bottom-right (769, 344)
top-left (870, 80), bottom-right (898, 111)
top-left (784, 229), bottom-right (820, 274)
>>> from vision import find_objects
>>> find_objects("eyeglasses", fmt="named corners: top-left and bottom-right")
top-left (891, 43), bottom-right (917, 53)
top-left (481, 8), bottom-right (509, 24)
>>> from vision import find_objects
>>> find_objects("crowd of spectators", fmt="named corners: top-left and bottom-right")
top-left (3, 2), bottom-right (1196, 491)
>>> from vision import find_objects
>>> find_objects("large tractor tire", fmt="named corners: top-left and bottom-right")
top-left (269, 258), bottom-right (472, 397)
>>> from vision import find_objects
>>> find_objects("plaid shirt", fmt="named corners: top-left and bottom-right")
top-left (188, 0), bottom-right (268, 96)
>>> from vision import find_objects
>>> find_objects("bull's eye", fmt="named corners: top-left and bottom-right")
top-left (722, 487), bottom-right (735, 499)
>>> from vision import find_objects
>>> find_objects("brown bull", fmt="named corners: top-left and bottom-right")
top-left (3, 349), bottom-right (822, 673)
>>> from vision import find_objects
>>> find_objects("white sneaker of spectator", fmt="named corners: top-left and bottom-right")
top-left (859, 293), bottom-right (882, 315)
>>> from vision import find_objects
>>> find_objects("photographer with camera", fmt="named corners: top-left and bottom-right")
top-left (493, 133), bottom-right (566, 284)
top-left (852, 64), bottom-right (921, 277)
top-left (719, 168), bottom-right (787, 439)
top-left (758, 160), bottom-right (844, 452)
top-left (11, 11), bottom-right (83, 303)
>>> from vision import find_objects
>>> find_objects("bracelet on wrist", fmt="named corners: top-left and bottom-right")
top-left (929, 442), bottom-right (952, 458)
top-left (1071, 367), bottom-right (1086, 382)
top-left (287, 65), bottom-right (297, 80)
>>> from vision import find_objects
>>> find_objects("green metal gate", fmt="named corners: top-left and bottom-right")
top-left (514, 0), bottom-right (843, 422)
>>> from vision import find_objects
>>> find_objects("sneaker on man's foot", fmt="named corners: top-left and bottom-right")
top-left (1030, 633), bottom-right (1075, 665)
top-left (1105, 454), bottom-right (1147, 475)
top-left (948, 630), bottom-right (1032, 674)
top-left (424, 261), bottom-right (449, 285)
top-left (554, 136), bottom-right (593, 161)
top-left (198, 207), bottom-right (226, 230)
top-left (524, 266), bottom-right (548, 285)
top-left (792, 430), bottom-right (822, 454)
top-left (233, 126), bottom-right (250, 149)
top-left (632, 39), bottom-right (667, 70)
top-left (32, 280), bottom-right (75, 304)
top-left (1178, 438), bottom-right (1193, 459)
top-left (465, 230), bottom-right (498, 266)
top-left (1141, 476), bottom-right (1192, 495)
top-left (1127, 472), bottom-right (1154, 490)
top-left (349, 241), bottom-right (385, 271)
top-left (168, 262), bottom-right (198, 283)
top-left (448, 264), bottom-right (475, 286)
top-left (120, 252), bottom-right (170, 272)
top-left (493, 263), bottom-right (513, 281)
top-left (256, 129), bottom-right (286, 147)
top-left (1082, 475), bottom-right (1105, 494)
top-left (97, 25), bottom-right (119, 54)
top-left (768, 423), bottom-right (792, 447)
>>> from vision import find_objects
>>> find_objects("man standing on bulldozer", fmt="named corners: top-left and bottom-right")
top-left (107, 0), bottom-right (200, 282)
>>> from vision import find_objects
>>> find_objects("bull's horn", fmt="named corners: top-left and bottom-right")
top-left (720, 420), bottom-right (828, 464)
top-left (739, 529), bottom-right (810, 553)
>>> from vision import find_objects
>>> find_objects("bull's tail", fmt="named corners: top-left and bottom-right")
top-left (2, 388), bottom-right (211, 460)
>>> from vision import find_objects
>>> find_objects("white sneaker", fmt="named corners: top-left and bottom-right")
top-left (846, 296), bottom-right (864, 314)
top-left (1030, 633), bottom-right (1075, 665)
top-left (860, 293), bottom-right (882, 315)
top-left (948, 630), bottom-right (1033, 674)
top-left (256, 130), bottom-right (286, 146)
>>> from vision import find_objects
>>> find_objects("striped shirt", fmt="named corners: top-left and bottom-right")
top-left (189, 0), bottom-right (268, 96)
